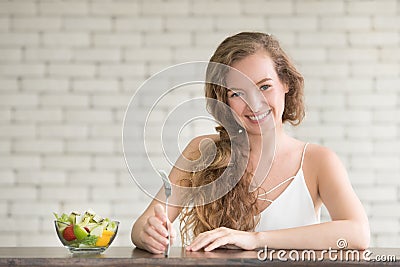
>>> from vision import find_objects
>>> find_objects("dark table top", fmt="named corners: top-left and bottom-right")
top-left (0, 247), bottom-right (399, 267)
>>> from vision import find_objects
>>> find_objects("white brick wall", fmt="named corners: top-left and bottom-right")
top-left (0, 0), bottom-right (399, 248)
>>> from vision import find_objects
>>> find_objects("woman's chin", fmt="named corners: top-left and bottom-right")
top-left (243, 119), bottom-right (275, 135)
top-left (244, 126), bottom-right (275, 136)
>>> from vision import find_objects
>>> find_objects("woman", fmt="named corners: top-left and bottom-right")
top-left (131, 32), bottom-right (370, 254)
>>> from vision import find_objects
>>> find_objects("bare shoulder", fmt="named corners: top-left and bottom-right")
top-left (307, 143), bottom-right (342, 165)
top-left (305, 143), bottom-right (347, 181)
top-left (182, 134), bottom-right (220, 160)
top-left (306, 143), bottom-right (338, 160)
top-left (170, 134), bottom-right (219, 186)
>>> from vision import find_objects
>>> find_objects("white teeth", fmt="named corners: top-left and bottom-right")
top-left (248, 110), bottom-right (270, 121)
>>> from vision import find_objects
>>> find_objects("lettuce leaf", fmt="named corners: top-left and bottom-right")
top-left (80, 235), bottom-right (98, 246)
top-left (53, 212), bottom-right (69, 223)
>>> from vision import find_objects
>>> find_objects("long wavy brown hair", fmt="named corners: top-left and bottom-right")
top-left (179, 32), bottom-right (305, 245)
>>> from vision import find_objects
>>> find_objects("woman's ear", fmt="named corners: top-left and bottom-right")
top-left (284, 84), bottom-right (289, 93)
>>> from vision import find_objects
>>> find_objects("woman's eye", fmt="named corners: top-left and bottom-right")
top-left (260, 85), bottom-right (271, 91)
top-left (229, 91), bottom-right (242, 97)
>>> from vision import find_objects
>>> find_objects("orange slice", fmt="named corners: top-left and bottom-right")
top-left (95, 230), bottom-right (114, 247)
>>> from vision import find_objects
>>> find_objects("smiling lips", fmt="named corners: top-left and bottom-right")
top-left (246, 109), bottom-right (272, 123)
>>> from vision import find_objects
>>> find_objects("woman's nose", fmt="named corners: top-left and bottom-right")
top-left (244, 90), bottom-right (265, 113)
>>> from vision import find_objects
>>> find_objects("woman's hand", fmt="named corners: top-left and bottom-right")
top-left (186, 227), bottom-right (259, 252)
top-left (138, 203), bottom-right (176, 254)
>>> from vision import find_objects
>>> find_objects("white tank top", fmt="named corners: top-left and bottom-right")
top-left (255, 143), bottom-right (321, 232)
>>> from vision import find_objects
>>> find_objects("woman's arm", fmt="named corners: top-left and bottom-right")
top-left (187, 145), bottom-right (370, 251)
top-left (131, 134), bottom-right (219, 253)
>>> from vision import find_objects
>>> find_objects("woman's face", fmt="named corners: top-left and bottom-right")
top-left (225, 50), bottom-right (288, 135)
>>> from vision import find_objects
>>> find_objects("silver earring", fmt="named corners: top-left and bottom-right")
top-left (238, 129), bottom-right (243, 134)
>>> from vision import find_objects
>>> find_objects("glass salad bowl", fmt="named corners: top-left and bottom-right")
top-left (54, 210), bottom-right (119, 254)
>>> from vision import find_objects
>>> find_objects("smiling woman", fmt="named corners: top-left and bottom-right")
top-left (131, 32), bottom-right (370, 254)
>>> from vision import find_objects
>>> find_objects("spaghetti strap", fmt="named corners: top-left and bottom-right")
top-left (257, 142), bottom-right (309, 202)
top-left (300, 143), bottom-right (309, 169)
top-left (258, 175), bottom-right (296, 197)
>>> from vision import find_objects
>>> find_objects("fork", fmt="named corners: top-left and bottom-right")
top-left (158, 170), bottom-right (171, 257)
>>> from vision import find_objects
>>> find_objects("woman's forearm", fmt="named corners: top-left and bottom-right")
top-left (131, 217), bottom-right (146, 249)
top-left (255, 220), bottom-right (370, 250)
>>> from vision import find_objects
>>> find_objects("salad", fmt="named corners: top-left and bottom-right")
top-left (54, 209), bottom-right (118, 248)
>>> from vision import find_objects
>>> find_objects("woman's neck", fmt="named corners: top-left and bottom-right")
top-left (248, 127), bottom-right (286, 155)
top-left (246, 127), bottom-right (287, 190)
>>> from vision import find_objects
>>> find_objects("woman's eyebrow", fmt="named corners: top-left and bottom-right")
top-left (256, 78), bottom-right (272, 85)
top-left (226, 87), bottom-right (242, 91)
top-left (226, 78), bottom-right (272, 90)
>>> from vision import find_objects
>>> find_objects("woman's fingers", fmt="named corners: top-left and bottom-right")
top-left (204, 236), bottom-right (230, 251)
top-left (143, 223), bottom-right (169, 246)
top-left (142, 234), bottom-right (167, 254)
top-left (154, 203), bottom-right (167, 222)
top-left (154, 204), bottom-right (176, 244)
top-left (148, 216), bottom-right (168, 237)
top-left (187, 232), bottom-right (210, 250)
top-left (140, 204), bottom-right (170, 254)
top-left (139, 204), bottom-right (178, 254)
top-left (187, 228), bottom-right (229, 251)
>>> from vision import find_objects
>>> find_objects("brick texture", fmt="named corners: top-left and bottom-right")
top-left (0, 0), bottom-right (399, 248)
